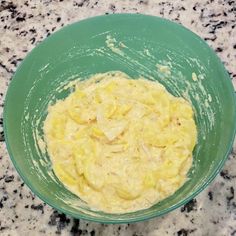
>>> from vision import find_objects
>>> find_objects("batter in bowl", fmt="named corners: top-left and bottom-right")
top-left (44, 71), bottom-right (197, 213)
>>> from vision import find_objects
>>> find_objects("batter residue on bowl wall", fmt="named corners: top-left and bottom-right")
top-left (20, 33), bottom-right (216, 215)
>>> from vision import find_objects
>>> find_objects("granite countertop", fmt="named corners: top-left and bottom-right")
top-left (0, 0), bottom-right (236, 235)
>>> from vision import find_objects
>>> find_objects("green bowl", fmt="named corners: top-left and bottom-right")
top-left (4, 14), bottom-right (236, 223)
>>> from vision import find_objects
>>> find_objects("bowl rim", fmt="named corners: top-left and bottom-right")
top-left (3, 13), bottom-right (236, 224)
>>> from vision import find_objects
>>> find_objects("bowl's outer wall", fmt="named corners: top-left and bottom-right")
top-left (4, 14), bottom-right (236, 223)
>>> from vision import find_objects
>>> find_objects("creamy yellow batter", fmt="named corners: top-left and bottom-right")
top-left (44, 71), bottom-right (197, 213)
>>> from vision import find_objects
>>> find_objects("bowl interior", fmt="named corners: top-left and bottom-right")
top-left (4, 14), bottom-right (236, 223)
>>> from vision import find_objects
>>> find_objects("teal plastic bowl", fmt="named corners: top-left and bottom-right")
top-left (4, 14), bottom-right (236, 223)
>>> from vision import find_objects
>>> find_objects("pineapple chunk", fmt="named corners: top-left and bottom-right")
top-left (54, 163), bottom-right (77, 185)
top-left (84, 160), bottom-right (104, 190)
top-left (143, 172), bottom-right (156, 188)
top-left (116, 187), bottom-right (140, 200)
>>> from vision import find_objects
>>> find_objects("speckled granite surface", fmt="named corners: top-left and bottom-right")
top-left (0, 0), bottom-right (236, 235)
